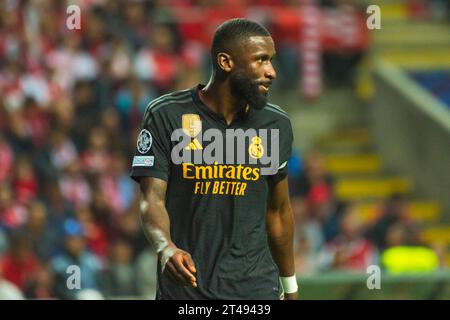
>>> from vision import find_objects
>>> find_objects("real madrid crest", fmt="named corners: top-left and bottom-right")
top-left (249, 136), bottom-right (264, 159)
top-left (137, 129), bottom-right (152, 154)
top-left (182, 114), bottom-right (202, 137)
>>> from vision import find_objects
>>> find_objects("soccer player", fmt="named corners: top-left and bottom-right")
top-left (130, 18), bottom-right (297, 300)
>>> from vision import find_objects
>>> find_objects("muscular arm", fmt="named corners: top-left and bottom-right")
top-left (266, 177), bottom-right (297, 299)
top-left (139, 177), bottom-right (197, 288)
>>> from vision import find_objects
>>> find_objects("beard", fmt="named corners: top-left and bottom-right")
top-left (229, 70), bottom-right (268, 110)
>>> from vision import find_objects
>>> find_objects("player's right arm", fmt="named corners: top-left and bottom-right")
top-left (139, 176), bottom-right (197, 288)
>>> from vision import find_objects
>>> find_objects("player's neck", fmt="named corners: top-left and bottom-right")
top-left (200, 80), bottom-right (246, 125)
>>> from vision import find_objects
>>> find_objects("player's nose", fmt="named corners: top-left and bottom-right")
top-left (265, 62), bottom-right (277, 80)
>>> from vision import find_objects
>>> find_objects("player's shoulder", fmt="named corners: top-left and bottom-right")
top-left (262, 102), bottom-right (291, 124)
top-left (144, 88), bottom-right (194, 116)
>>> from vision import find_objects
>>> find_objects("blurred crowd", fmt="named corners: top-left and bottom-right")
top-left (0, 0), bottom-right (445, 299)
top-left (288, 150), bottom-right (446, 276)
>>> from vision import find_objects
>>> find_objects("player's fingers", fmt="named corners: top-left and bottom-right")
top-left (173, 254), bottom-right (197, 286)
top-left (165, 260), bottom-right (191, 286)
top-left (183, 253), bottom-right (197, 274)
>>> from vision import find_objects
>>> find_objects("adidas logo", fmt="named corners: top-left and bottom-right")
top-left (185, 139), bottom-right (203, 150)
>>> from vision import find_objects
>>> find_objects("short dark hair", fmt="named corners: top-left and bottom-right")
top-left (211, 18), bottom-right (271, 71)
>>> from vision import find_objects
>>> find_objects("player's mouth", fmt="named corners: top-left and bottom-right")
top-left (258, 82), bottom-right (271, 93)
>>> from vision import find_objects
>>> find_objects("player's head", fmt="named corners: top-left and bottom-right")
top-left (211, 18), bottom-right (276, 110)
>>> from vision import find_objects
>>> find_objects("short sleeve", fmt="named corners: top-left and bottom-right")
top-left (270, 118), bottom-right (293, 184)
top-left (130, 109), bottom-right (171, 183)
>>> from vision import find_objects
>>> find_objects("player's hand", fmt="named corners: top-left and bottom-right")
top-left (284, 292), bottom-right (297, 300)
top-left (159, 244), bottom-right (197, 288)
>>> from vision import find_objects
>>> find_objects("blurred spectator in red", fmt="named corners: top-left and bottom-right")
top-left (108, 36), bottom-right (133, 81)
top-left (89, 184), bottom-right (119, 240)
top-left (294, 151), bottom-right (334, 219)
top-left (0, 259), bottom-right (24, 300)
top-left (1, 232), bottom-right (39, 291)
top-left (134, 24), bottom-right (180, 93)
top-left (47, 130), bottom-right (79, 173)
top-left (24, 262), bottom-right (55, 299)
top-left (0, 135), bottom-right (14, 183)
top-left (75, 206), bottom-right (109, 261)
top-left (318, 205), bottom-right (378, 271)
top-left (59, 159), bottom-right (92, 209)
top-left (80, 127), bottom-right (112, 175)
top-left (13, 156), bottom-right (39, 205)
top-left (45, 35), bottom-right (82, 93)
top-left (1, 61), bottom-right (26, 113)
top-left (321, 0), bottom-right (370, 87)
top-left (0, 183), bottom-right (27, 230)
top-left (99, 152), bottom-right (136, 215)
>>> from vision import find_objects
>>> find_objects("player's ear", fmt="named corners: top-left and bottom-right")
top-left (217, 52), bottom-right (233, 73)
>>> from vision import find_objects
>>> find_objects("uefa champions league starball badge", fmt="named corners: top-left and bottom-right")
top-left (137, 129), bottom-right (153, 154)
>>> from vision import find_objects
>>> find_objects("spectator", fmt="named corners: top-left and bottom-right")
top-left (99, 152), bottom-right (136, 214)
top-left (1, 232), bottom-right (39, 291)
top-left (0, 182), bottom-right (27, 230)
top-left (74, 206), bottom-right (109, 261)
top-left (13, 156), bottom-right (39, 205)
top-left (381, 223), bottom-right (439, 274)
top-left (103, 239), bottom-right (138, 298)
top-left (80, 127), bottom-right (112, 176)
top-left (318, 205), bottom-right (378, 271)
top-left (51, 218), bottom-right (103, 299)
top-left (58, 159), bottom-right (92, 209)
top-left (24, 262), bottom-right (56, 299)
top-left (295, 151), bottom-right (334, 217)
top-left (100, 108), bottom-right (127, 153)
top-left (366, 194), bottom-right (420, 251)
top-left (71, 80), bottom-right (100, 150)
top-left (18, 200), bottom-right (58, 261)
top-left (0, 135), bottom-right (14, 183)
top-left (0, 259), bottom-right (24, 300)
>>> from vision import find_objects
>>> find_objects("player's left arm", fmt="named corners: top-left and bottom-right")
top-left (266, 176), bottom-right (297, 300)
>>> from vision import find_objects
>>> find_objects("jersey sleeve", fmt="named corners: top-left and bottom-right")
top-left (130, 108), bottom-right (171, 183)
top-left (270, 117), bottom-right (293, 184)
